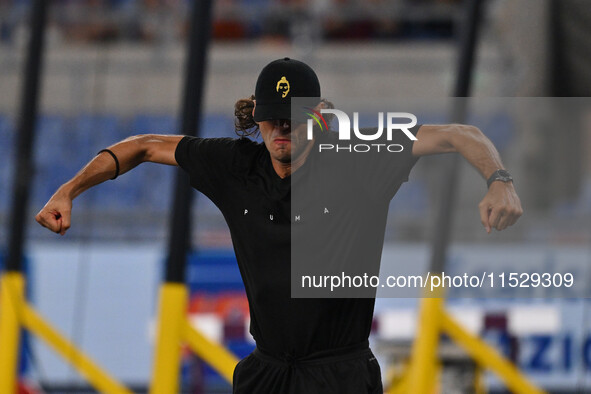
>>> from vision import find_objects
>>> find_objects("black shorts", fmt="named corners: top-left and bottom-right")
top-left (232, 341), bottom-right (383, 394)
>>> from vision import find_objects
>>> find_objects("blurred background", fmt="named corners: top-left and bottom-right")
top-left (0, 0), bottom-right (590, 392)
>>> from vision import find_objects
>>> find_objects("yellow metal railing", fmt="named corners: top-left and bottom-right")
top-left (2, 270), bottom-right (547, 394)
top-left (0, 272), bottom-right (239, 394)
top-left (389, 278), bottom-right (546, 394)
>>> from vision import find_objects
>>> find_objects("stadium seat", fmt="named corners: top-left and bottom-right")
top-left (0, 115), bottom-right (14, 209)
top-left (201, 113), bottom-right (235, 138)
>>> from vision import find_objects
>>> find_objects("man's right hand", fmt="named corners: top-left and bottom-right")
top-left (35, 189), bottom-right (72, 236)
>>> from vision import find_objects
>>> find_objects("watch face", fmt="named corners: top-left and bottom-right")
top-left (487, 169), bottom-right (513, 188)
top-left (497, 170), bottom-right (513, 182)
top-left (497, 170), bottom-right (511, 179)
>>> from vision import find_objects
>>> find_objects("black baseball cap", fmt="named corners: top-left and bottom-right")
top-left (253, 57), bottom-right (321, 122)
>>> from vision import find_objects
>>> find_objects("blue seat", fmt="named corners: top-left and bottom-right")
top-left (129, 114), bottom-right (180, 209)
top-left (33, 115), bottom-right (74, 204)
top-left (201, 113), bottom-right (235, 138)
top-left (137, 162), bottom-right (174, 209)
top-left (35, 115), bottom-right (68, 163)
top-left (131, 114), bottom-right (177, 135)
top-left (0, 115), bottom-right (14, 209)
top-left (390, 180), bottom-right (428, 214)
top-left (72, 114), bottom-right (145, 209)
top-left (466, 112), bottom-right (514, 152)
top-left (186, 249), bottom-right (244, 293)
top-left (0, 115), bottom-right (13, 154)
top-left (74, 114), bottom-right (121, 151)
top-left (482, 113), bottom-right (513, 152)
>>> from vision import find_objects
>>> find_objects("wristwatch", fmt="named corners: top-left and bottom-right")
top-left (487, 169), bottom-right (513, 188)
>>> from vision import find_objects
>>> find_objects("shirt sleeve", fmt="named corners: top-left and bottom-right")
top-left (356, 124), bottom-right (421, 201)
top-left (174, 136), bottom-right (238, 200)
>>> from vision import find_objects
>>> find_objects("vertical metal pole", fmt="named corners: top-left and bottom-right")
top-left (547, 0), bottom-right (565, 97)
top-left (5, 0), bottom-right (48, 273)
top-left (0, 1), bottom-right (48, 392)
top-left (165, 0), bottom-right (213, 284)
top-left (407, 1), bottom-right (485, 392)
top-left (150, 1), bottom-right (213, 393)
top-left (430, 0), bottom-right (484, 273)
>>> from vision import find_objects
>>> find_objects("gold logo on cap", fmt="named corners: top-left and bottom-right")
top-left (276, 76), bottom-right (290, 98)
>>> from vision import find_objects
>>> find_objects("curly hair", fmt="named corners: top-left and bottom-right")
top-left (234, 96), bottom-right (335, 137)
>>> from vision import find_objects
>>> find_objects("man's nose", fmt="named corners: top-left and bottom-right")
top-left (274, 119), bottom-right (291, 131)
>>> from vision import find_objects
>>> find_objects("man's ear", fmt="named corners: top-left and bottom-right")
top-left (252, 99), bottom-right (256, 119)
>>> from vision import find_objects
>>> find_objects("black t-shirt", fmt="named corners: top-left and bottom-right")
top-left (175, 126), bottom-right (420, 358)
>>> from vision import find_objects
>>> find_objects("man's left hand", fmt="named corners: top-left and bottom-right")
top-left (478, 182), bottom-right (523, 233)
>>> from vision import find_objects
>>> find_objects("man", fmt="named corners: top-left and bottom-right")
top-left (36, 58), bottom-right (522, 393)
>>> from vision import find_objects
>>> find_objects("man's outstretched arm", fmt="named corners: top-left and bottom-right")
top-left (35, 134), bottom-right (183, 235)
top-left (411, 124), bottom-right (523, 233)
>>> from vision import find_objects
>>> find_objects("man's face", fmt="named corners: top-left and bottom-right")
top-left (258, 119), bottom-right (310, 164)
